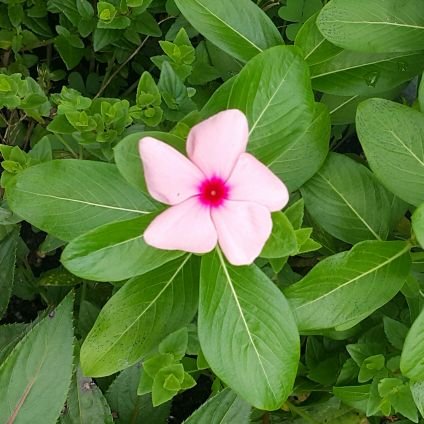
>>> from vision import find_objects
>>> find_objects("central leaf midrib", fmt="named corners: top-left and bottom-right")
top-left (191, 0), bottom-right (262, 53)
top-left (90, 255), bottom-right (191, 367)
top-left (217, 249), bottom-right (276, 401)
top-left (294, 244), bottom-right (409, 311)
top-left (317, 172), bottom-right (382, 241)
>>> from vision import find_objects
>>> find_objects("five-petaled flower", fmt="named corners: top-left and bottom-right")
top-left (138, 109), bottom-right (289, 266)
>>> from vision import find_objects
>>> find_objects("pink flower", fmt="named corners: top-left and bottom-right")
top-left (138, 109), bottom-right (289, 266)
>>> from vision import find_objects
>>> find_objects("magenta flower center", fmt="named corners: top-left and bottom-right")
top-left (198, 177), bottom-right (229, 207)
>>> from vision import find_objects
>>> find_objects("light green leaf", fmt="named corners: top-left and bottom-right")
top-left (317, 0), bottom-right (424, 53)
top-left (261, 212), bottom-right (297, 259)
top-left (285, 241), bottom-right (411, 331)
top-left (356, 98), bottom-right (424, 206)
top-left (184, 388), bottom-right (251, 423)
top-left (105, 365), bottom-right (170, 424)
top-left (113, 131), bottom-right (185, 191)
top-left (61, 215), bottom-right (183, 282)
top-left (61, 366), bottom-right (113, 424)
top-left (411, 381), bottom-right (424, 418)
top-left (6, 160), bottom-right (156, 241)
top-left (174, 0), bottom-right (283, 63)
top-left (81, 256), bottom-right (199, 377)
top-left (301, 153), bottom-right (398, 244)
top-left (412, 203), bottom-right (424, 249)
top-left (401, 308), bottom-right (424, 380)
top-left (0, 228), bottom-right (18, 317)
top-left (0, 293), bottom-right (74, 424)
top-left (199, 250), bottom-right (299, 410)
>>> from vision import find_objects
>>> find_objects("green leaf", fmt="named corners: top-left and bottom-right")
top-left (358, 354), bottom-right (385, 383)
top-left (105, 365), bottom-right (170, 424)
top-left (412, 203), bottom-right (424, 249)
top-left (378, 378), bottom-right (418, 422)
top-left (401, 308), bottom-right (424, 380)
top-left (215, 46), bottom-right (328, 191)
top-left (61, 215), bottom-right (183, 282)
top-left (267, 102), bottom-right (330, 192)
top-left (297, 14), bottom-right (424, 96)
top-left (411, 381), bottom-right (424, 418)
top-left (261, 212), bottom-right (297, 258)
top-left (333, 385), bottom-right (370, 413)
top-left (6, 160), bottom-right (156, 241)
top-left (0, 293), bottom-right (74, 423)
top-left (81, 256), bottom-right (199, 377)
top-left (61, 366), bottom-right (113, 424)
top-left (159, 327), bottom-right (188, 360)
top-left (174, 0), bottom-right (283, 63)
top-left (55, 35), bottom-right (85, 70)
top-left (199, 250), bottom-right (299, 410)
top-left (301, 153), bottom-right (397, 244)
top-left (0, 228), bottom-right (18, 317)
top-left (383, 316), bottom-right (408, 350)
top-left (317, 0), bottom-right (424, 53)
top-left (356, 98), bottom-right (424, 206)
top-left (114, 131), bottom-right (185, 191)
top-left (184, 387), bottom-right (251, 423)
top-left (285, 241), bottom-right (411, 331)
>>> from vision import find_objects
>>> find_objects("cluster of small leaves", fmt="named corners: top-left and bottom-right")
top-left (3, 0), bottom-right (424, 423)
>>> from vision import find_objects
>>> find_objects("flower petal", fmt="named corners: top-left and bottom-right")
top-left (186, 109), bottom-right (248, 180)
top-left (212, 201), bottom-right (272, 266)
top-left (144, 197), bottom-right (217, 254)
top-left (227, 153), bottom-right (289, 211)
top-left (139, 137), bottom-right (204, 205)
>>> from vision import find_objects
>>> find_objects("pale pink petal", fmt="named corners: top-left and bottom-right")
top-left (227, 153), bottom-right (289, 211)
top-left (144, 197), bottom-right (217, 253)
top-left (186, 109), bottom-right (248, 180)
top-left (139, 137), bottom-right (204, 205)
top-left (212, 201), bottom-right (272, 266)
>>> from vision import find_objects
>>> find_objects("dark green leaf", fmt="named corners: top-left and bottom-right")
top-left (199, 250), bottom-right (299, 410)
top-left (81, 256), bottom-right (199, 377)
top-left (0, 293), bottom-right (74, 423)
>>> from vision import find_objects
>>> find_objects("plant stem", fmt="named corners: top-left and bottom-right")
top-left (55, 134), bottom-right (78, 158)
top-left (286, 401), bottom-right (320, 424)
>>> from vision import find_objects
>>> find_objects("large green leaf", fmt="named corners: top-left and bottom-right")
top-left (201, 46), bottom-right (328, 190)
top-left (61, 215), bottom-right (183, 282)
top-left (105, 365), bottom-right (170, 424)
top-left (301, 153), bottom-right (399, 244)
top-left (356, 98), bottom-right (424, 206)
top-left (205, 45), bottom-right (327, 191)
top-left (199, 250), bottom-right (299, 410)
top-left (285, 241), bottom-right (411, 331)
top-left (296, 14), bottom-right (424, 96)
top-left (61, 366), bottom-right (113, 424)
top-left (0, 293), bottom-right (74, 423)
top-left (184, 388), bottom-right (251, 423)
top-left (81, 256), bottom-right (199, 377)
top-left (6, 160), bottom-right (157, 241)
top-left (401, 309), bottom-right (424, 381)
top-left (317, 0), bottom-right (424, 53)
top-left (227, 46), bottom-right (315, 164)
top-left (0, 228), bottom-right (18, 317)
top-left (113, 131), bottom-right (185, 192)
top-left (174, 0), bottom-right (283, 63)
